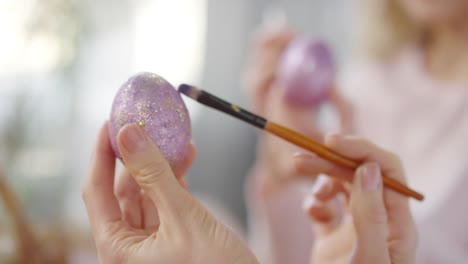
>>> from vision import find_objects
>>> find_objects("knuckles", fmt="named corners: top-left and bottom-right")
top-left (133, 160), bottom-right (172, 186)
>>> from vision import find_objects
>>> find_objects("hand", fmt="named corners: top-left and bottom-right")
top-left (295, 134), bottom-right (418, 264)
top-left (82, 123), bottom-right (258, 264)
top-left (243, 25), bottom-right (352, 195)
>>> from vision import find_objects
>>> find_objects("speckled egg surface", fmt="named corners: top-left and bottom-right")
top-left (109, 72), bottom-right (191, 170)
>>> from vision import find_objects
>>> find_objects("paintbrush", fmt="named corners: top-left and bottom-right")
top-left (178, 84), bottom-right (424, 201)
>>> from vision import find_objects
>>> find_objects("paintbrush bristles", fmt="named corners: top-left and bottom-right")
top-left (178, 84), bottom-right (202, 100)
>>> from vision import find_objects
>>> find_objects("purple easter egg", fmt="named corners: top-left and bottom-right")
top-left (277, 37), bottom-right (335, 107)
top-left (109, 72), bottom-right (191, 171)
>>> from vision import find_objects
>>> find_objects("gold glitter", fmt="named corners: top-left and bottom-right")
top-left (138, 120), bottom-right (146, 127)
top-left (176, 108), bottom-right (185, 122)
top-left (116, 109), bottom-right (126, 126)
top-left (117, 118), bottom-right (125, 127)
top-left (231, 104), bottom-right (241, 112)
top-left (165, 98), bottom-right (173, 109)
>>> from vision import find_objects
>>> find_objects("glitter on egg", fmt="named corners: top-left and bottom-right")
top-left (109, 72), bottom-right (191, 171)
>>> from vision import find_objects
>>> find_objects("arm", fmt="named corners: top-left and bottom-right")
top-left (243, 25), bottom-right (353, 263)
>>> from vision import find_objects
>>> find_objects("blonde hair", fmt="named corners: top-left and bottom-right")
top-left (355, 0), bottom-right (423, 59)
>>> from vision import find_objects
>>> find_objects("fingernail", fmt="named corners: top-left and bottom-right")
top-left (293, 152), bottom-right (317, 159)
top-left (302, 195), bottom-right (315, 211)
top-left (325, 133), bottom-right (341, 145)
top-left (361, 163), bottom-right (381, 191)
top-left (326, 133), bottom-right (341, 140)
top-left (121, 124), bottom-right (147, 153)
top-left (312, 175), bottom-right (331, 196)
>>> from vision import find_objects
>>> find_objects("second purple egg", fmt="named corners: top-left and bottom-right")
top-left (277, 37), bottom-right (335, 107)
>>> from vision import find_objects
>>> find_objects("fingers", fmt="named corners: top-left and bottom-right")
top-left (350, 163), bottom-right (390, 264)
top-left (115, 142), bottom-right (193, 229)
top-left (324, 134), bottom-right (405, 182)
top-left (244, 27), bottom-right (295, 114)
top-left (328, 85), bottom-right (353, 134)
top-left (82, 122), bottom-right (121, 232)
top-left (303, 176), bottom-right (345, 235)
top-left (139, 176), bottom-right (188, 230)
top-left (178, 176), bottom-right (189, 189)
top-left (117, 123), bottom-right (189, 223)
top-left (251, 26), bottom-right (295, 57)
top-left (312, 175), bottom-right (348, 201)
top-left (296, 135), bottom-right (417, 262)
top-left (115, 169), bottom-right (142, 228)
top-left (141, 193), bottom-right (160, 230)
top-left (294, 152), bottom-right (352, 182)
top-left (323, 134), bottom-right (414, 241)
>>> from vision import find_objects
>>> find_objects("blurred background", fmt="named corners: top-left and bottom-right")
top-left (0, 0), bottom-right (351, 262)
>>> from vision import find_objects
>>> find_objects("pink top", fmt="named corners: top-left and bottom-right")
top-left (341, 47), bottom-right (468, 263)
top-left (246, 47), bottom-right (468, 263)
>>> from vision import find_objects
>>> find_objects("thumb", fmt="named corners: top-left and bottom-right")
top-left (117, 123), bottom-right (189, 221)
top-left (350, 163), bottom-right (390, 264)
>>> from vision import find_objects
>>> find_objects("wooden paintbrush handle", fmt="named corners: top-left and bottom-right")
top-left (265, 122), bottom-right (424, 201)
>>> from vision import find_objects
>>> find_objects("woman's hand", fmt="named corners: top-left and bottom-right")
top-left (295, 135), bottom-right (418, 264)
top-left (82, 123), bottom-right (258, 264)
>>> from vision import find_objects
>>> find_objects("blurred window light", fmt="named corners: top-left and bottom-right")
top-left (133, 0), bottom-right (207, 121)
top-left (14, 147), bottom-right (66, 179)
top-left (0, 1), bottom-right (59, 76)
top-left (0, 0), bottom-right (81, 78)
